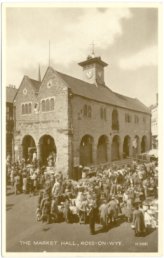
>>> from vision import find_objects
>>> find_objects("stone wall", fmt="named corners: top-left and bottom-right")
top-left (71, 95), bottom-right (151, 167)
top-left (14, 68), bottom-right (70, 176)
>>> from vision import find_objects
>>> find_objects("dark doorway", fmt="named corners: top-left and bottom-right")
top-left (141, 136), bottom-right (147, 153)
top-left (123, 136), bottom-right (130, 158)
top-left (80, 135), bottom-right (93, 166)
top-left (97, 135), bottom-right (108, 163)
top-left (39, 135), bottom-right (56, 166)
top-left (111, 135), bottom-right (120, 161)
top-left (22, 135), bottom-right (36, 162)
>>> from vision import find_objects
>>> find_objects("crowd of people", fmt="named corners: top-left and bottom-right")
top-left (6, 155), bottom-right (158, 236)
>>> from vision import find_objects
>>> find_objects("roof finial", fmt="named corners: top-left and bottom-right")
top-left (90, 41), bottom-right (95, 58)
top-left (38, 64), bottom-right (41, 82)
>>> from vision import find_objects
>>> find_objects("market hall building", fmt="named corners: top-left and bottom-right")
top-left (14, 54), bottom-right (151, 177)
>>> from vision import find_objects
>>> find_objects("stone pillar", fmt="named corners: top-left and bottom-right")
top-left (137, 139), bottom-right (141, 154)
top-left (119, 139), bottom-right (123, 160)
top-left (37, 143), bottom-right (41, 160)
top-left (92, 142), bottom-right (97, 165)
top-left (19, 143), bottom-right (23, 161)
top-left (107, 141), bottom-right (111, 162)
top-left (129, 140), bottom-right (133, 157)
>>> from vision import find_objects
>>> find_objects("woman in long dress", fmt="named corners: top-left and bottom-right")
top-left (132, 204), bottom-right (145, 236)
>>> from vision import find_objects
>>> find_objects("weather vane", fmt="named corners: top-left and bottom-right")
top-left (90, 41), bottom-right (95, 58)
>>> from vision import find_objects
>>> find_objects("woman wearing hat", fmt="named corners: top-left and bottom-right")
top-left (88, 203), bottom-right (97, 235)
top-left (132, 204), bottom-right (145, 236)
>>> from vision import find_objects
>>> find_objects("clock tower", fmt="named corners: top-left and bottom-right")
top-left (78, 55), bottom-right (108, 86)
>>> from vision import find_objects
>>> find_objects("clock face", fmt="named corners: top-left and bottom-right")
top-left (47, 79), bottom-right (53, 88)
top-left (86, 69), bottom-right (93, 79)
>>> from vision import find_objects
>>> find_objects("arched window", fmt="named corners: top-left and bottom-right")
top-left (103, 108), bottom-right (106, 120)
top-left (28, 103), bottom-right (31, 114)
top-left (83, 105), bottom-right (87, 117)
top-left (50, 98), bottom-right (54, 110)
top-left (143, 117), bottom-right (146, 123)
top-left (112, 109), bottom-right (119, 130)
top-left (100, 107), bottom-right (106, 120)
top-left (125, 113), bottom-right (131, 123)
top-left (42, 100), bottom-right (45, 112)
top-left (88, 106), bottom-right (92, 118)
top-left (46, 99), bottom-right (50, 111)
top-left (100, 107), bottom-right (103, 119)
top-left (22, 104), bottom-right (25, 114)
top-left (135, 115), bottom-right (139, 123)
top-left (25, 104), bottom-right (28, 114)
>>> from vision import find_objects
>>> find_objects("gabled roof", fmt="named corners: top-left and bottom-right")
top-left (57, 71), bottom-right (150, 114)
top-left (6, 86), bottom-right (17, 103)
top-left (28, 78), bottom-right (41, 94)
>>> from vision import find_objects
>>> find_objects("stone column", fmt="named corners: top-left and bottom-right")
top-left (119, 139), bottom-right (123, 160)
top-left (37, 143), bottom-right (41, 160)
top-left (137, 138), bottom-right (141, 154)
top-left (107, 141), bottom-right (111, 162)
top-left (92, 142), bottom-right (97, 165)
top-left (19, 143), bottom-right (23, 161)
top-left (129, 140), bottom-right (133, 157)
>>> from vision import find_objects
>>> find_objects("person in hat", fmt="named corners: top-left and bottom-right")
top-left (132, 204), bottom-right (145, 236)
top-left (108, 196), bottom-right (119, 224)
top-left (124, 197), bottom-right (133, 222)
top-left (88, 203), bottom-right (97, 235)
top-left (99, 200), bottom-right (109, 231)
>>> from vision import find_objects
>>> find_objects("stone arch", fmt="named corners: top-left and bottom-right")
top-left (22, 135), bottom-right (36, 162)
top-left (132, 135), bottom-right (140, 155)
top-left (111, 135), bottom-right (120, 161)
top-left (141, 135), bottom-right (147, 153)
top-left (39, 134), bottom-right (57, 166)
top-left (97, 135), bottom-right (109, 163)
top-left (80, 134), bottom-right (93, 166)
top-left (123, 135), bottom-right (131, 158)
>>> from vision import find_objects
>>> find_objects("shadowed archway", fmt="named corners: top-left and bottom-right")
top-left (80, 135), bottom-right (93, 166)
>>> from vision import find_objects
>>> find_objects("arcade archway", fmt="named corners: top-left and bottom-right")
top-left (132, 135), bottom-right (140, 155)
top-left (123, 135), bottom-right (131, 158)
top-left (141, 135), bottom-right (147, 153)
top-left (80, 135), bottom-right (93, 166)
top-left (111, 135), bottom-right (120, 161)
top-left (97, 135), bottom-right (108, 163)
top-left (22, 135), bottom-right (36, 162)
top-left (39, 135), bottom-right (57, 166)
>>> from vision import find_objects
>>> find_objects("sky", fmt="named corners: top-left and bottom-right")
top-left (5, 6), bottom-right (158, 106)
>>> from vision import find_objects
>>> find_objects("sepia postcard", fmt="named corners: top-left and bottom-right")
top-left (2, 2), bottom-right (163, 257)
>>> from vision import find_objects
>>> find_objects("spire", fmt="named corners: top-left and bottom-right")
top-left (38, 64), bottom-right (41, 82)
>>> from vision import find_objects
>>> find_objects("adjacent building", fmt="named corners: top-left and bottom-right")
top-left (150, 94), bottom-right (158, 149)
top-left (6, 85), bottom-right (17, 159)
top-left (13, 54), bottom-right (151, 177)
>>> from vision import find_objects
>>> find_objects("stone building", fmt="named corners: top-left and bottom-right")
top-left (14, 55), bottom-right (151, 177)
top-left (150, 94), bottom-right (158, 149)
top-left (6, 85), bottom-right (17, 160)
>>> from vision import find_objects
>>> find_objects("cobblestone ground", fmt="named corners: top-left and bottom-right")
top-left (5, 187), bottom-right (158, 253)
